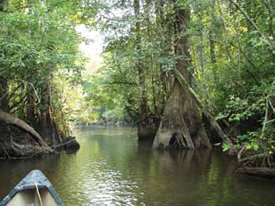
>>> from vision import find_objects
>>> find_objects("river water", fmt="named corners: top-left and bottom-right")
top-left (0, 127), bottom-right (274, 205)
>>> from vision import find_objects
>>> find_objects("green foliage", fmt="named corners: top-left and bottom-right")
top-left (0, 0), bottom-right (86, 135)
top-left (185, 0), bottom-right (275, 154)
top-left (222, 143), bottom-right (231, 152)
top-left (216, 82), bottom-right (275, 152)
top-left (83, 0), bottom-right (275, 152)
top-left (81, 60), bottom-right (137, 125)
top-left (0, 2), bottom-right (84, 79)
top-left (2, 0), bottom-right (274, 154)
top-left (216, 95), bottom-right (263, 123)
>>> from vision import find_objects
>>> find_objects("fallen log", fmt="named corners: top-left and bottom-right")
top-left (50, 136), bottom-right (80, 151)
top-left (63, 136), bottom-right (80, 151)
top-left (237, 167), bottom-right (275, 179)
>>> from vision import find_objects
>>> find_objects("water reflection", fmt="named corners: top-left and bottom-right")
top-left (0, 127), bottom-right (275, 206)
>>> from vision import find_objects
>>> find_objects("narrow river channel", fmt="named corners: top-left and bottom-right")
top-left (0, 127), bottom-right (274, 205)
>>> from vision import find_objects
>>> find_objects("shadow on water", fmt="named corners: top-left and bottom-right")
top-left (0, 127), bottom-right (275, 206)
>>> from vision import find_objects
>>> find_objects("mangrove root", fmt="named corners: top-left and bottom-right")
top-left (0, 109), bottom-right (53, 153)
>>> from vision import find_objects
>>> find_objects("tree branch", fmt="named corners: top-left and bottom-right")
top-left (228, 0), bottom-right (267, 41)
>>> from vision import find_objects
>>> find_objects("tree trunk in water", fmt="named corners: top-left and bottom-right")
top-left (40, 73), bottom-right (52, 140)
top-left (153, 1), bottom-right (211, 149)
top-left (134, 0), bottom-right (156, 140)
top-left (38, 70), bottom-right (61, 146)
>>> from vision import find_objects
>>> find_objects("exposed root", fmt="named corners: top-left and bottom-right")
top-left (0, 143), bottom-right (10, 159)
top-left (0, 123), bottom-right (55, 159)
top-left (239, 152), bottom-right (270, 164)
top-left (0, 109), bottom-right (53, 152)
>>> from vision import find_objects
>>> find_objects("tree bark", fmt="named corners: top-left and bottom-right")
top-left (153, 1), bottom-right (211, 150)
top-left (173, 68), bottom-right (236, 154)
top-left (0, 1), bottom-right (9, 113)
top-left (38, 69), bottom-right (61, 146)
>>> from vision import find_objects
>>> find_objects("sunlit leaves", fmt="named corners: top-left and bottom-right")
top-left (0, 0), bottom-right (87, 135)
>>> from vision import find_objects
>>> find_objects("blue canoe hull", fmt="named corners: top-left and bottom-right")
top-left (0, 170), bottom-right (63, 206)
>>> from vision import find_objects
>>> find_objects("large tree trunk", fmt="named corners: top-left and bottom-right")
top-left (153, 1), bottom-right (211, 150)
top-left (153, 82), bottom-right (211, 149)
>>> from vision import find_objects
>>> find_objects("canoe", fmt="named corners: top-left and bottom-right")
top-left (0, 170), bottom-right (63, 206)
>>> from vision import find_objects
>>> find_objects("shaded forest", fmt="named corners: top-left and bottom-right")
top-left (0, 0), bottom-right (275, 176)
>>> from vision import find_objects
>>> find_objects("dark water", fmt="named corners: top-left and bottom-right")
top-left (0, 127), bottom-right (275, 206)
